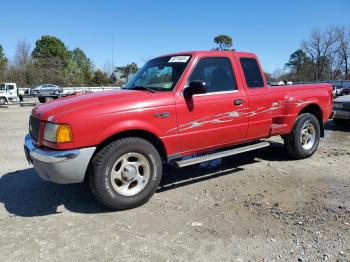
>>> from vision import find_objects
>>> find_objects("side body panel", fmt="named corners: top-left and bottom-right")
top-left (269, 84), bottom-right (333, 135)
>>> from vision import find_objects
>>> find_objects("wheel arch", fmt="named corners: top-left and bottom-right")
top-left (298, 103), bottom-right (324, 137)
top-left (95, 129), bottom-right (168, 161)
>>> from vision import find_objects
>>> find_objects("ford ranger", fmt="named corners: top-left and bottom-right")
top-left (24, 51), bottom-right (333, 210)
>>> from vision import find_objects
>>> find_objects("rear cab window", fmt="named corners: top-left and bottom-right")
top-left (240, 58), bottom-right (264, 88)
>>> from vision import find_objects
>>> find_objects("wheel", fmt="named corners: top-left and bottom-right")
top-left (54, 90), bottom-right (60, 95)
top-left (284, 113), bottom-right (320, 159)
top-left (0, 97), bottom-right (6, 105)
top-left (333, 118), bottom-right (348, 125)
top-left (45, 96), bottom-right (54, 102)
top-left (88, 137), bottom-right (162, 210)
top-left (32, 90), bottom-right (39, 95)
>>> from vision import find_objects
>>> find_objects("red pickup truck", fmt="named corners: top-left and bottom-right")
top-left (24, 51), bottom-right (333, 210)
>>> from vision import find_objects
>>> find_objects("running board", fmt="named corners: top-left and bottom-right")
top-left (175, 141), bottom-right (270, 168)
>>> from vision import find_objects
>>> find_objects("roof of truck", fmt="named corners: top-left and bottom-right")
top-left (160, 50), bottom-right (256, 58)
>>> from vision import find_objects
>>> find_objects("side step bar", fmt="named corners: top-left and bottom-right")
top-left (175, 141), bottom-right (270, 168)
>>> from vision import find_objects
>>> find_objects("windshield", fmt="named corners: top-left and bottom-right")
top-left (124, 55), bottom-right (191, 91)
top-left (0, 84), bottom-right (5, 91)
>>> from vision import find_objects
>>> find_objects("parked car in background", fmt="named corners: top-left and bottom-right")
top-left (31, 84), bottom-right (63, 96)
top-left (332, 85), bottom-right (343, 97)
top-left (333, 95), bottom-right (350, 125)
top-left (341, 86), bottom-right (350, 96)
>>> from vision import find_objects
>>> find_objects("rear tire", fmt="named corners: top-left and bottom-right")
top-left (333, 118), bottom-right (349, 125)
top-left (88, 137), bottom-right (162, 210)
top-left (284, 113), bottom-right (320, 159)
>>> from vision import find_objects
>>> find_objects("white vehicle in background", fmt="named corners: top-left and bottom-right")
top-left (0, 83), bottom-right (19, 105)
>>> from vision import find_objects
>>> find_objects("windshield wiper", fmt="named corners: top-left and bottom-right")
top-left (132, 85), bottom-right (156, 93)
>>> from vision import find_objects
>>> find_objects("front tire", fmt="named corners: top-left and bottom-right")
top-left (88, 137), bottom-right (162, 210)
top-left (0, 98), bottom-right (6, 105)
top-left (284, 113), bottom-right (320, 159)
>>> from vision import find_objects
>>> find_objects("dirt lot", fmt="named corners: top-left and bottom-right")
top-left (0, 103), bottom-right (349, 261)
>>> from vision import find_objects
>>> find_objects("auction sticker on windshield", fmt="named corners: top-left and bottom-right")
top-left (168, 56), bottom-right (190, 63)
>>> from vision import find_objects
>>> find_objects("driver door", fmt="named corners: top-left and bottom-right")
top-left (175, 56), bottom-right (248, 154)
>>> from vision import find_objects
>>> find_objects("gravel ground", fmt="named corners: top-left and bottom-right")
top-left (0, 102), bottom-right (349, 261)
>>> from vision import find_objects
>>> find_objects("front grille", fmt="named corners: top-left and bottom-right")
top-left (333, 102), bottom-right (343, 109)
top-left (29, 116), bottom-right (40, 142)
top-left (343, 102), bottom-right (350, 110)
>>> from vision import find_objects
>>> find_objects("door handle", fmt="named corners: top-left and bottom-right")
top-left (234, 99), bottom-right (244, 106)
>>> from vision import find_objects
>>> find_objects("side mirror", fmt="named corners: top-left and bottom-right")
top-left (184, 80), bottom-right (207, 98)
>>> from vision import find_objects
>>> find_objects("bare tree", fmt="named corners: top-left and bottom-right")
top-left (338, 26), bottom-right (350, 79)
top-left (302, 26), bottom-right (341, 80)
top-left (14, 40), bottom-right (32, 68)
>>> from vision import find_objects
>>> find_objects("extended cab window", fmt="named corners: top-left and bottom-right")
top-left (189, 57), bottom-right (236, 93)
top-left (240, 58), bottom-right (264, 88)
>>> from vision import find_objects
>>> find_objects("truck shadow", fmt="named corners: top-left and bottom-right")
top-left (158, 142), bottom-right (292, 192)
top-left (0, 142), bottom-right (291, 217)
top-left (0, 168), bottom-right (109, 217)
top-left (324, 120), bottom-right (350, 132)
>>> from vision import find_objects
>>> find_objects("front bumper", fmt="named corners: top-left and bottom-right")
top-left (333, 109), bottom-right (350, 120)
top-left (24, 134), bottom-right (96, 184)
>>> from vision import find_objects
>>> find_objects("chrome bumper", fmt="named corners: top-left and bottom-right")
top-left (24, 134), bottom-right (96, 184)
top-left (333, 109), bottom-right (350, 120)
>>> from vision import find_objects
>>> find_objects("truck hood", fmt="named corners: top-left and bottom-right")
top-left (31, 89), bottom-right (174, 122)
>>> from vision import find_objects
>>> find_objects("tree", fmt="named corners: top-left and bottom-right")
top-left (32, 35), bottom-right (69, 63)
top-left (64, 59), bottom-right (84, 86)
top-left (89, 69), bottom-right (111, 86)
top-left (301, 26), bottom-right (341, 81)
top-left (338, 26), bottom-right (350, 79)
top-left (14, 40), bottom-right (32, 68)
top-left (285, 49), bottom-right (313, 81)
top-left (115, 63), bottom-right (138, 81)
top-left (65, 48), bottom-right (93, 86)
top-left (0, 44), bottom-right (8, 80)
top-left (71, 48), bottom-right (92, 81)
top-left (264, 72), bottom-right (272, 82)
top-left (213, 34), bottom-right (233, 51)
top-left (10, 40), bottom-right (38, 87)
top-left (32, 35), bottom-right (70, 85)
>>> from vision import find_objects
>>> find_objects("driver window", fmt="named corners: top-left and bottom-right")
top-left (188, 57), bottom-right (236, 93)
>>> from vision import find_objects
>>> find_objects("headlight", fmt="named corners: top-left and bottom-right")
top-left (44, 123), bottom-right (73, 143)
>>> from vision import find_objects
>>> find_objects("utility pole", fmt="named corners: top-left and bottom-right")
top-left (112, 36), bottom-right (114, 74)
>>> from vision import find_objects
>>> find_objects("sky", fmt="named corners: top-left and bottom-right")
top-left (1, 0), bottom-right (349, 73)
